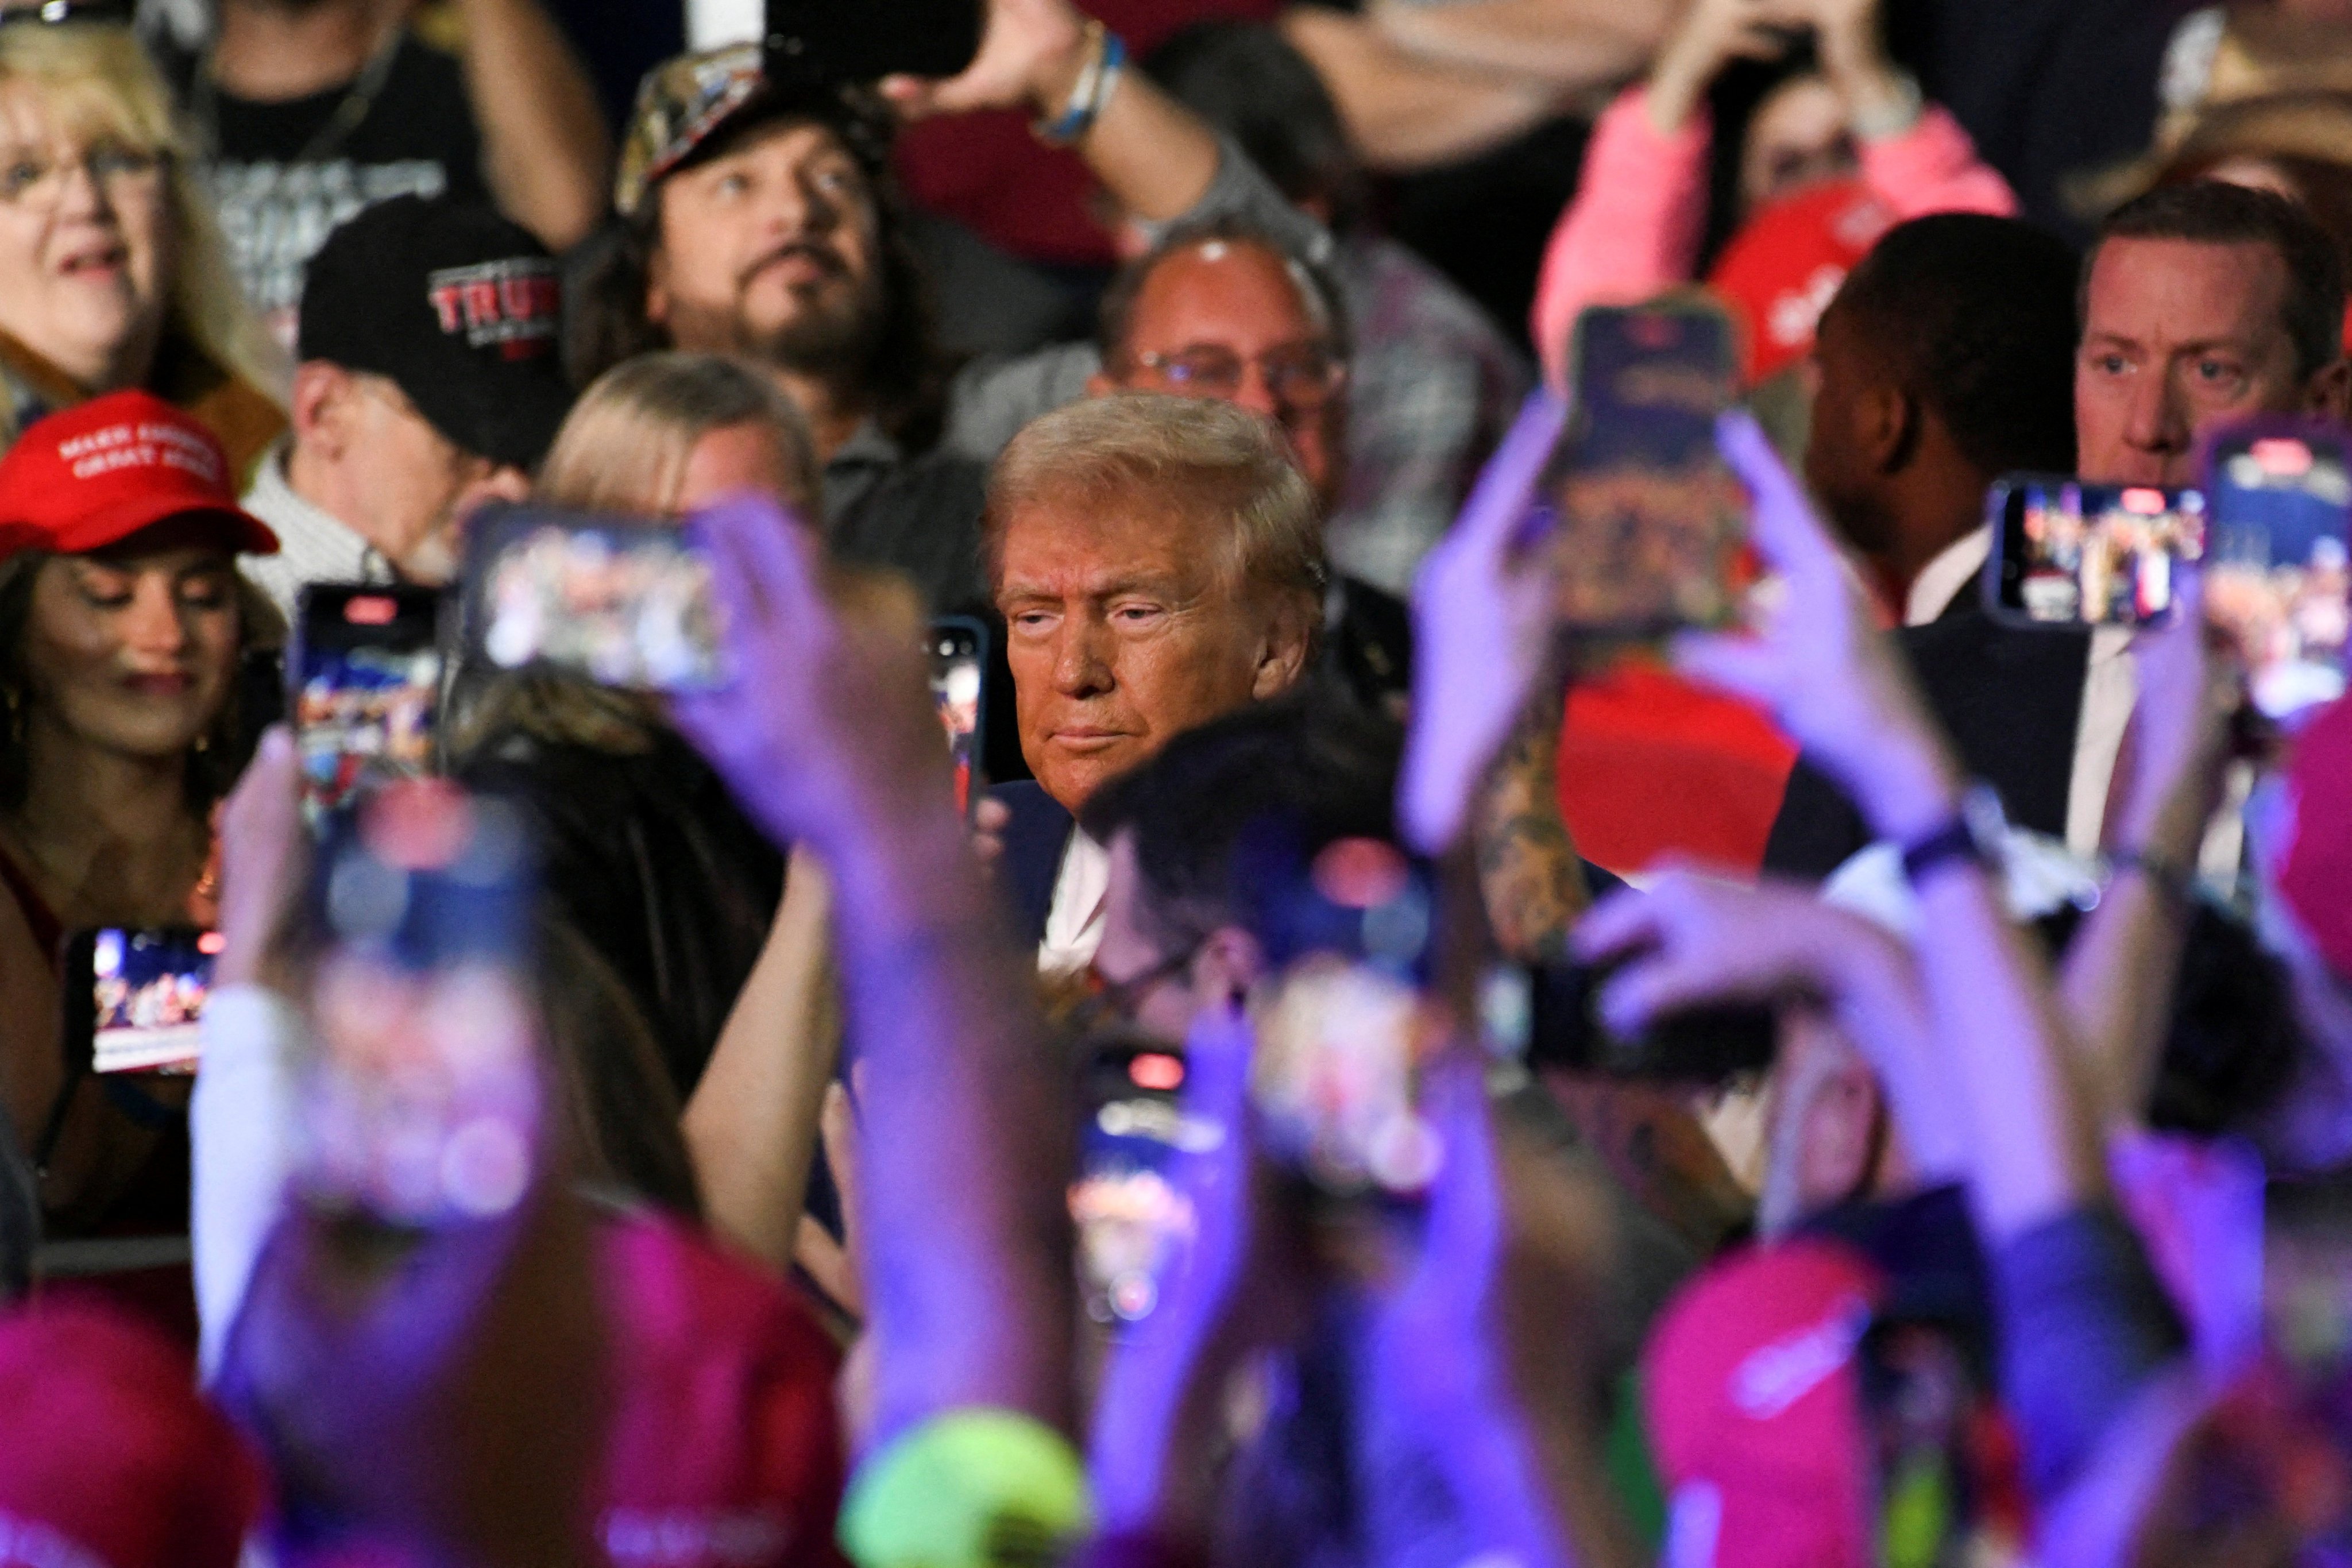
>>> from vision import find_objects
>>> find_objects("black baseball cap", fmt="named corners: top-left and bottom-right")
top-left (298, 195), bottom-right (574, 473)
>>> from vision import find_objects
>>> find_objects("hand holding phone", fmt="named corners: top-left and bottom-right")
top-left (1987, 476), bottom-right (2208, 628)
top-left (466, 505), bottom-right (725, 692)
top-left (301, 782), bottom-right (540, 1229)
top-left (929, 617), bottom-right (988, 817)
top-left (2200, 419), bottom-right (2352, 720)
top-left (1544, 301), bottom-right (1751, 638)
top-left (64, 926), bottom-right (219, 1076)
top-left (292, 584), bottom-right (444, 822)
top-left (769, 0), bottom-right (981, 97)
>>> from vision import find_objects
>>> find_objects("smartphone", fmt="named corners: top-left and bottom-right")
top-left (2201, 420), bottom-right (2352, 721)
top-left (63, 926), bottom-right (219, 1076)
top-left (1523, 957), bottom-right (1777, 1082)
top-left (1987, 476), bottom-right (2208, 628)
top-left (1070, 1034), bottom-right (1201, 1327)
top-left (764, 0), bottom-right (982, 93)
top-left (929, 616), bottom-right (988, 817)
top-left (302, 781), bottom-right (541, 1227)
top-left (464, 504), bottom-right (725, 692)
top-left (1247, 836), bottom-right (1445, 1199)
top-left (291, 584), bottom-right (444, 822)
top-left (1543, 300), bottom-right (1751, 636)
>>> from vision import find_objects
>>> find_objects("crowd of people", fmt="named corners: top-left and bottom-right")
top-left (0, 0), bottom-right (2349, 1563)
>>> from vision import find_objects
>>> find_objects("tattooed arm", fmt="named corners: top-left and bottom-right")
top-left (1476, 676), bottom-right (1589, 964)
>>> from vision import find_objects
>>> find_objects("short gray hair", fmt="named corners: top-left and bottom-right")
top-left (984, 392), bottom-right (1325, 611)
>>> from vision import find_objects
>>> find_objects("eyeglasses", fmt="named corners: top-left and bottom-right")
top-left (1128, 343), bottom-right (1346, 410)
top-left (0, 144), bottom-right (168, 208)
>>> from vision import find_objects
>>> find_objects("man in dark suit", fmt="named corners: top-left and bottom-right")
top-left (987, 395), bottom-right (1320, 968)
top-left (1763, 213), bottom-right (2084, 876)
top-left (1766, 186), bottom-right (2352, 878)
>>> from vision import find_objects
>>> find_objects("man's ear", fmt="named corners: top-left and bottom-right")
top-left (1250, 590), bottom-right (1319, 698)
top-left (644, 243), bottom-right (671, 329)
top-left (1191, 925), bottom-right (1267, 1009)
top-left (2305, 357), bottom-right (2352, 422)
top-left (289, 361), bottom-right (353, 455)
top-left (1863, 381), bottom-right (1921, 476)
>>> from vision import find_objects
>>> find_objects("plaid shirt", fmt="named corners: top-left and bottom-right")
top-left (1326, 235), bottom-right (1532, 597)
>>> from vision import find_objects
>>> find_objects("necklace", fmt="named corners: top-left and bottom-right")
top-left (188, 16), bottom-right (404, 166)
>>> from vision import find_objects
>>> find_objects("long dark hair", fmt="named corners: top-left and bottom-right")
top-left (565, 101), bottom-right (948, 453)
top-left (0, 553), bottom-right (277, 813)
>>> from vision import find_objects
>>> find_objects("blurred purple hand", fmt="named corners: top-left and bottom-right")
top-left (668, 495), bottom-right (945, 862)
top-left (1400, 391), bottom-right (1568, 853)
top-left (1675, 411), bottom-right (1960, 840)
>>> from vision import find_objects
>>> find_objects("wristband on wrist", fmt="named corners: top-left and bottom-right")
top-left (1898, 783), bottom-right (2008, 888)
top-left (1033, 21), bottom-right (1125, 147)
top-left (2105, 847), bottom-right (2197, 906)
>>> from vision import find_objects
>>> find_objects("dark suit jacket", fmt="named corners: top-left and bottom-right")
top-left (1762, 585), bottom-right (2094, 880)
top-left (995, 779), bottom-right (1077, 949)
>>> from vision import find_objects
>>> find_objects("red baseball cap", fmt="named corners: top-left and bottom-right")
top-left (2274, 696), bottom-right (2352, 980)
top-left (590, 1212), bottom-right (850, 1566)
top-left (1642, 1237), bottom-right (1887, 1568)
top-left (1706, 181), bottom-right (1897, 385)
top-left (0, 390), bottom-right (278, 562)
top-left (0, 1299), bottom-right (266, 1568)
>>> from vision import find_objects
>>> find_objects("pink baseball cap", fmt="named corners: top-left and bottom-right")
top-left (590, 1212), bottom-right (850, 1566)
top-left (1706, 180), bottom-right (1897, 385)
top-left (2274, 696), bottom-right (2352, 980)
top-left (0, 1299), bottom-right (265, 1568)
top-left (1642, 1237), bottom-right (1887, 1568)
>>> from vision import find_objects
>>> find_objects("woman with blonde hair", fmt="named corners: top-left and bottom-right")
top-left (454, 352), bottom-right (828, 1099)
top-left (0, 7), bottom-right (285, 472)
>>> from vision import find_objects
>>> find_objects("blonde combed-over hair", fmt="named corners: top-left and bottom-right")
top-left (984, 392), bottom-right (1326, 619)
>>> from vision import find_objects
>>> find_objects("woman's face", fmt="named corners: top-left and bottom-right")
top-left (0, 80), bottom-right (173, 391)
top-left (20, 547), bottom-right (238, 762)
top-left (1741, 75), bottom-right (1861, 213)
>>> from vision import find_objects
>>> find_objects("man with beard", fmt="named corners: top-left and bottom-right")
top-left (570, 0), bottom-right (1327, 614)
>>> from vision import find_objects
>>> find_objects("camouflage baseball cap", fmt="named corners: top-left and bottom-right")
top-left (615, 43), bottom-right (897, 218)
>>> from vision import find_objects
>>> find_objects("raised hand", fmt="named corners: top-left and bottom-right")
top-left (669, 496), bottom-right (944, 864)
top-left (213, 727), bottom-right (312, 997)
top-left (1675, 411), bottom-right (1961, 841)
top-left (1399, 391), bottom-right (1568, 855)
top-left (1647, 0), bottom-right (1795, 133)
top-left (877, 0), bottom-right (1090, 122)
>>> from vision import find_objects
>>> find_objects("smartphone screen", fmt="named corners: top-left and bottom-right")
top-left (1989, 477), bottom-right (2207, 628)
top-left (764, 0), bottom-right (981, 91)
top-left (466, 506), bottom-right (725, 692)
top-left (65, 926), bottom-right (219, 1075)
top-left (292, 585), bottom-right (443, 822)
top-left (304, 782), bottom-right (541, 1227)
top-left (929, 617), bottom-right (987, 816)
top-left (1070, 1038), bottom-right (1200, 1327)
top-left (1546, 302), bottom-right (1750, 636)
top-left (2203, 423), bottom-right (2352, 720)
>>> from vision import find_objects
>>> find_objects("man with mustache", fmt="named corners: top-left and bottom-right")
top-left (570, 0), bottom-right (1327, 614)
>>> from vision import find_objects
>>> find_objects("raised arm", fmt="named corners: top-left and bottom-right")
top-left (451, 0), bottom-right (612, 250)
top-left (669, 498), bottom-right (1076, 1447)
top-left (680, 848), bottom-right (843, 1271)
top-left (1681, 412), bottom-right (2187, 1508)
top-left (1361, 0), bottom-right (1671, 90)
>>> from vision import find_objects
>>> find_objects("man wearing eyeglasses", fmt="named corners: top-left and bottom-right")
top-left (957, 215), bottom-right (1413, 716)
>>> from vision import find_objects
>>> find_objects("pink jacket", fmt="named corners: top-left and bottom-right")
top-left (1531, 85), bottom-right (2019, 385)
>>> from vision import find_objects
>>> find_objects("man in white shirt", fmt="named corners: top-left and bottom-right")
top-left (239, 195), bottom-right (565, 615)
top-left (983, 395), bottom-right (1321, 973)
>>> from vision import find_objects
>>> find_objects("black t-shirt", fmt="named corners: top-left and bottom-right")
top-left (163, 33), bottom-right (488, 341)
